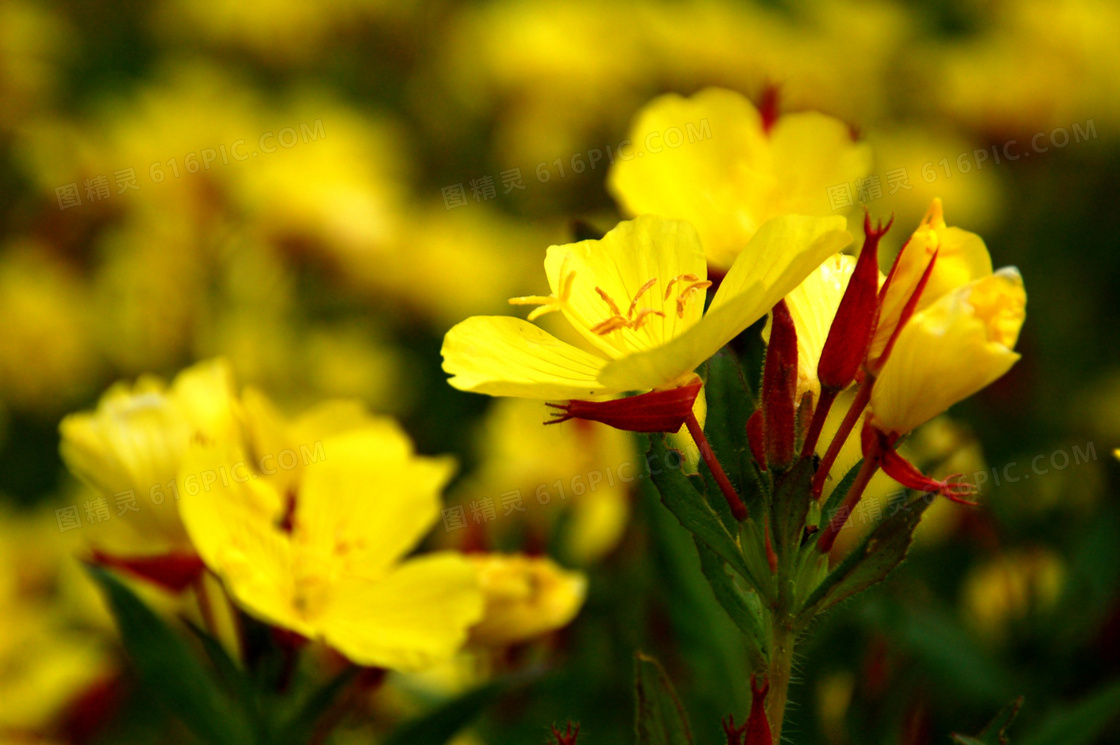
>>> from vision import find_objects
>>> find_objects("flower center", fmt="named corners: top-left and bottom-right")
top-left (590, 274), bottom-right (711, 336)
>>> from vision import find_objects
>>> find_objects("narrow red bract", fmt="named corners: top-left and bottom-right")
top-left (817, 214), bottom-right (892, 391)
top-left (546, 379), bottom-right (702, 433)
top-left (761, 300), bottom-right (798, 469)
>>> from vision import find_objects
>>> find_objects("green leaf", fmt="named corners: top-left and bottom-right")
top-left (952, 697), bottom-right (1023, 745)
top-left (701, 350), bottom-right (765, 514)
top-left (798, 493), bottom-right (932, 620)
top-left (381, 677), bottom-right (516, 745)
top-left (695, 539), bottom-right (769, 671)
top-left (86, 565), bottom-right (256, 745)
top-left (275, 666), bottom-right (359, 745)
top-left (183, 620), bottom-right (262, 730)
top-left (635, 653), bottom-right (694, 745)
top-left (771, 458), bottom-right (813, 560)
top-left (646, 436), bottom-right (761, 590)
top-left (1019, 679), bottom-right (1120, 745)
top-left (820, 458), bottom-right (864, 520)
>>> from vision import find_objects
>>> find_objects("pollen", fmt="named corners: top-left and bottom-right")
top-left (592, 280), bottom-right (666, 336)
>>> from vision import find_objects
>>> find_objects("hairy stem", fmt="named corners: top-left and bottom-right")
top-left (766, 619), bottom-right (795, 742)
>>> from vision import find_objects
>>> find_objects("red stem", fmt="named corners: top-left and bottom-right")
top-left (800, 386), bottom-right (838, 460)
top-left (684, 410), bottom-right (748, 521)
top-left (816, 452), bottom-right (881, 553)
top-left (811, 380), bottom-right (872, 498)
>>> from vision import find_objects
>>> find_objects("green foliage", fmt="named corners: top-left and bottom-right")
top-left (634, 653), bottom-right (694, 745)
top-left (87, 566), bottom-right (255, 745)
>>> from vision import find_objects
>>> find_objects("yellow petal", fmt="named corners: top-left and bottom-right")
top-left (598, 215), bottom-right (851, 392)
top-left (177, 443), bottom-right (306, 634)
top-left (442, 315), bottom-right (609, 399)
top-left (544, 215), bottom-right (708, 358)
top-left (320, 553), bottom-right (483, 671)
top-left (871, 268), bottom-right (1025, 436)
top-left (870, 199), bottom-right (993, 366)
top-left (295, 426), bottom-right (455, 576)
top-left (468, 554), bottom-right (586, 647)
top-left (609, 87), bottom-right (870, 269)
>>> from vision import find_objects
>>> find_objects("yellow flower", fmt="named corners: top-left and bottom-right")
top-left (442, 213), bottom-right (850, 400)
top-left (178, 410), bottom-right (484, 672)
top-left (608, 88), bottom-right (870, 269)
top-left (870, 268), bottom-right (1026, 437)
top-left (59, 359), bottom-right (240, 555)
top-left (869, 198), bottom-right (993, 369)
top-left (468, 554), bottom-right (586, 647)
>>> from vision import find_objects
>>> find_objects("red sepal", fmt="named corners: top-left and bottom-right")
top-left (551, 722), bottom-right (580, 745)
top-left (546, 379), bottom-right (701, 433)
top-left (90, 550), bottom-right (205, 592)
top-left (865, 427), bottom-right (978, 504)
top-left (761, 300), bottom-right (798, 469)
top-left (746, 675), bottom-right (773, 745)
top-left (817, 213), bottom-right (892, 390)
top-left (723, 676), bottom-right (773, 745)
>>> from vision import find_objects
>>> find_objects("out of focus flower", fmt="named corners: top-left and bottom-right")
top-left (468, 554), bottom-right (586, 647)
top-left (609, 87), bottom-right (870, 269)
top-left (0, 244), bottom-right (100, 415)
top-left (962, 549), bottom-right (1065, 641)
top-left (458, 398), bottom-right (636, 564)
top-left (59, 359), bottom-right (240, 558)
top-left (179, 405), bottom-right (483, 671)
top-left (0, 0), bottom-right (71, 130)
top-left (0, 509), bottom-right (113, 740)
top-left (443, 213), bottom-right (848, 401)
top-left (935, 0), bottom-right (1120, 137)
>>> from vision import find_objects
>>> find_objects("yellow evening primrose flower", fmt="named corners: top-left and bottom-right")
top-left (869, 198), bottom-right (993, 370)
top-left (442, 213), bottom-right (850, 401)
top-left (178, 414), bottom-right (484, 672)
top-left (468, 554), bottom-right (587, 647)
top-left (608, 88), bottom-right (870, 269)
top-left (59, 359), bottom-right (240, 556)
top-left (870, 268), bottom-right (1026, 438)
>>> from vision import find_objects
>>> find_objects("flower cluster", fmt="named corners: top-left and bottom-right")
top-left (441, 87), bottom-right (1027, 741)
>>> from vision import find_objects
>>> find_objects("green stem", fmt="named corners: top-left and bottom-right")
top-left (766, 619), bottom-right (795, 742)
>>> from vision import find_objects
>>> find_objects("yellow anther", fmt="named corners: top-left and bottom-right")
top-left (675, 280), bottom-right (712, 318)
top-left (627, 278), bottom-right (659, 318)
top-left (630, 307), bottom-right (665, 331)
top-left (591, 316), bottom-right (630, 335)
top-left (595, 286), bottom-right (623, 317)
top-left (664, 274), bottom-right (701, 301)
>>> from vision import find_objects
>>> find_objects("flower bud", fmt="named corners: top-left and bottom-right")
top-left (761, 301), bottom-right (798, 469)
top-left (817, 214), bottom-right (891, 391)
